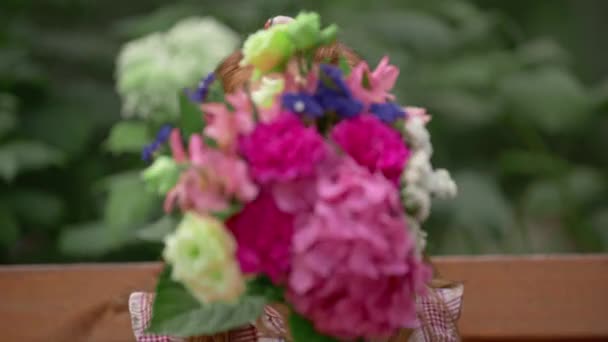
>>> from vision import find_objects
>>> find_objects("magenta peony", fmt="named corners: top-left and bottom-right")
top-left (226, 191), bottom-right (294, 284)
top-left (240, 113), bottom-right (326, 183)
top-left (287, 156), bottom-right (431, 340)
top-left (331, 115), bottom-right (410, 184)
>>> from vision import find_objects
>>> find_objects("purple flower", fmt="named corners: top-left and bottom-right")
top-left (186, 72), bottom-right (216, 103)
top-left (370, 102), bottom-right (406, 123)
top-left (281, 64), bottom-right (364, 119)
top-left (316, 64), bottom-right (363, 118)
top-left (142, 124), bottom-right (173, 162)
top-left (282, 93), bottom-right (324, 118)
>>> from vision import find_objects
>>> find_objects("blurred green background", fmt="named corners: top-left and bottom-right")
top-left (1, 0), bottom-right (607, 263)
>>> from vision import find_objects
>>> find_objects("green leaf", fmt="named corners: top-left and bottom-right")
top-left (105, 121), bottom-right (150, 154)
top-left (0, 141), bottom-right (64, 182)
top-left (178, 93), bottom-right (205, 137)
top-left (10, 190), bottom-right (65, 227)
top-left (0, 93), bottom-right (18, 138)
top-left (338, 56), bottom-right (351, 76)
top-left (499, 67), bottom-right (592, 134)
top-left (148, 266), bottom-right (266, 337)
top-left (0, 207), bottom-right (19, 247)
top-left (135, 216), bottom-right (177, 242)
top-left (103, 171), bottom-right (160, 234)
top-left (58, 221), bottom-right (129, 257)
top-left (289, 312), bottom-right (339, 342)
top-left (205, 79), bottom-right (225, 104)
top-left (499, 150), bottom-right (569, 177)
top-left (246, 276), bottom-right (285, 303)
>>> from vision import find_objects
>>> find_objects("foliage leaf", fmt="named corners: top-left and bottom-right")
top-left (58, 221), bottom-right (129, 257)
top-left (148, 266), bottom-right (266, 337)
top-left (103, 171), bottom-right (160, 235)
top-left (0, 207), bottom-right (19, 247)
top-left (246, 276), bottom-right (285, 303)
top-left (135, 216), bottom-right (177, 242)
top-left (178, 92), bottom-right (205, 138)
top-left (105, 121), bottom-right (150, 154)
top-left (289, 312), bottom-right (339, 342)
top-left (0, 141), bottom-right (64, 182)
top-left (10, 190), bottom-right (65, 227)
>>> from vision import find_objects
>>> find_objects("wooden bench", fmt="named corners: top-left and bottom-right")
top-left (1, 255), bottom-right (607, 341)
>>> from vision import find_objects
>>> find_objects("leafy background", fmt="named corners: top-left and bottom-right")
top-left (1, 0), bottom-right (607, 264)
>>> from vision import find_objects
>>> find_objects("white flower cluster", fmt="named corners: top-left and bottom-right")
top-left (400, 108), bottom-right (457, 252)
top-left (116, 17), bottom-right (240, 121)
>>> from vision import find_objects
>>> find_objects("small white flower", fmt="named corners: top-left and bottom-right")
top-left (430, 169), bottom-right (458, 199)
top-left (402, 185), bottom-right (431, 222)
top-left (404, 117), bottom-right (432, 155)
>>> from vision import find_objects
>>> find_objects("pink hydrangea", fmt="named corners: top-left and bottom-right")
top-left (240, 114), bottom-right (326, 183)
top-left (226, 191), bottom-right (294, 284)
top-left (287, 157), bottom-right (431, 340)
top-left (331, 115), bottom-right (410, 184)
top-left (346, 56), bottom-right (399, 106)
top-left (165, 132), bottom-right (258, 215)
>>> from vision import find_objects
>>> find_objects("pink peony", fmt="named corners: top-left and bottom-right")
top-left (347, 56), bottom-right (399, 106)
top-left (240, 114), bottom-right (326, 183)
top-left (287, 157), bottom-right (431, 340)
top-left (165, 132), bottom-right (258, 215)
top-left (227, 191), bottom-right (294, 284)
top-left (331, 115), bottom-right (410, 184)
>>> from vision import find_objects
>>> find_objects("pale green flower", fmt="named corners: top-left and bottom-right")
top-left (240, 25), bottom-right (295, 73)
top-left (116, 17), bottom-right (239, 121)
top-left (286, 12), bottom-right (337, 50)
top-left (251, 77), bottom-right (285, 108)
top-left (163, 213), bottom-right (245, 303)
top-left (141, 155), bottom-right (181, 195)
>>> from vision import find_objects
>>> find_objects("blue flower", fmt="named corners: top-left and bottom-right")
top-left (187, 72), bottom-right (216, 103)
top-left (370, 102), bottom-right (406, 123)
top-left (318, 64), bottom-right (351, 95)
top-left (282, 92), bottom-right (324, 118)
top-left (280, 64), bottom-right (364, 119)
top-left (142, 124), bottom-right (173, 162)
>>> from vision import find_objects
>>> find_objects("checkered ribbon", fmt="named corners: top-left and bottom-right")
top-left (129, 285), bottom-right (463, 342)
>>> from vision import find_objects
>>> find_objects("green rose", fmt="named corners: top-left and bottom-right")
top-left (163, 213), bottom-right (245, 303)
top-left (286, 12), bottom-right (338, 50)
top-left (240, 26), bottom-right (295, 73)
top-left (141, 155), bottom-right (181, 195)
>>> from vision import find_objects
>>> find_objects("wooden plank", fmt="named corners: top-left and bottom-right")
top-left (0, 255), bottom-right (607, 341)
top-left (435, 254), bottom-right (608, 340)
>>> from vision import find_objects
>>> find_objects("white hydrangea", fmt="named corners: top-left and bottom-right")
top-left (402, 185), bottom-right (431, 222)
top-left (116, 17), bottom-right (239, 121)
top-left (400, 111), bottom-right (457, 236)
top-left (429, 168), bottom-right (458, 199)
top-left (403, 116), bottom-right (432, 155)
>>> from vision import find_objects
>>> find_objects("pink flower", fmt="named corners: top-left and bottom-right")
top-left (347, 56), bottom-right (399, 106)
top-left (331, 115), bottom-right (410, 184)
top-left (201, 90), bottom-right (255, 153)
top-left (287, 157), bottom-right (431, 340)
top-left (227, 191), bottom-right (294, 284)
top-left (164, 133), bottom-right (258, 215)
top-left (406, 106), bottom-right (431, 124)
top-left (240, 114), bottom-right (326, 183)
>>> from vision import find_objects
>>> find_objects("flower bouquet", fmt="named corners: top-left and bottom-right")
top-left (130, 12), bottom-right (460, 342)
